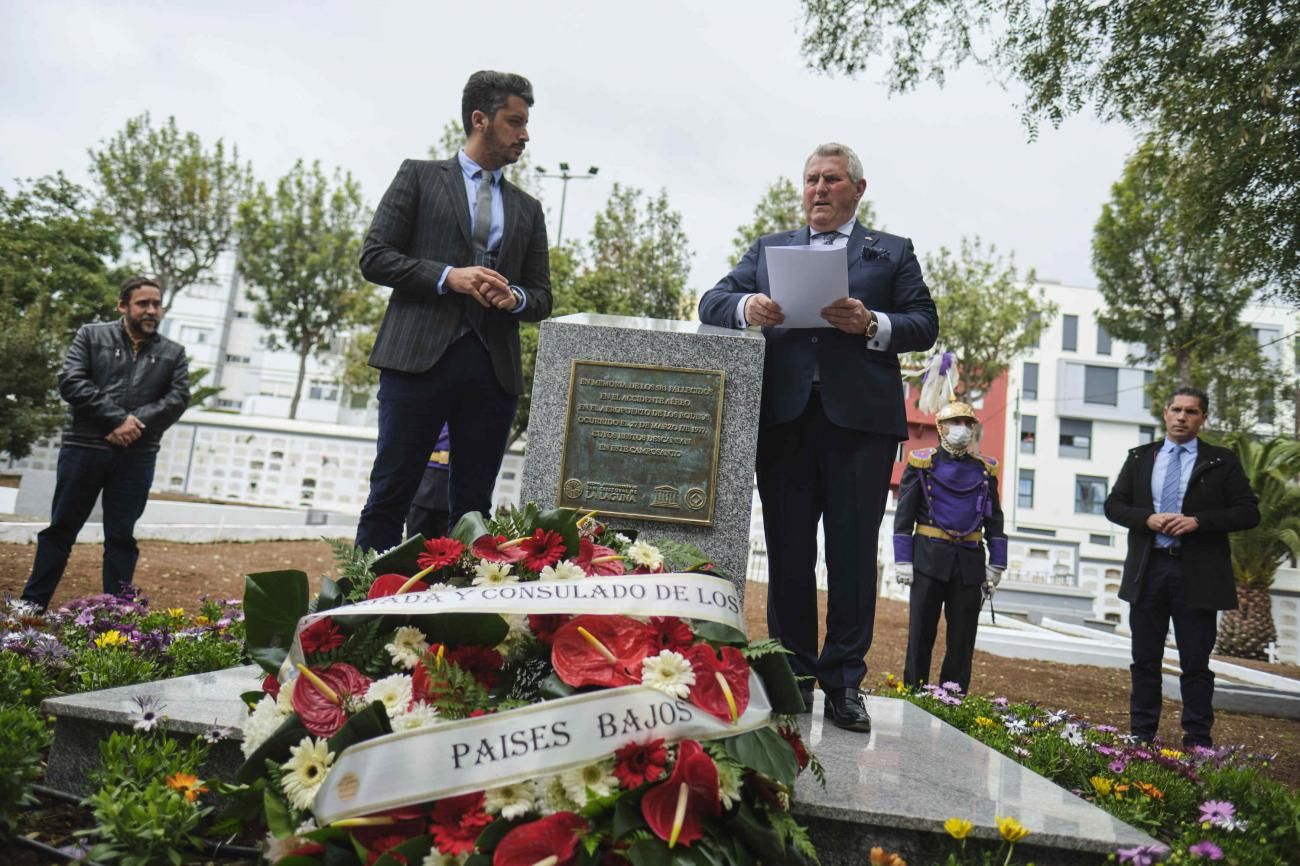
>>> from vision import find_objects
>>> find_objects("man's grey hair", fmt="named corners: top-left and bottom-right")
top-left (805, 143), bottom-right (864, 184)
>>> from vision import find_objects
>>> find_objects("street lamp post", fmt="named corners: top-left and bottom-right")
top-left (534, 162), bottom-right (599, 245)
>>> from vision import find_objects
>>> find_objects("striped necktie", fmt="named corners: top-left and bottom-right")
top-left (1158, 444), bottom-right (1187, 547)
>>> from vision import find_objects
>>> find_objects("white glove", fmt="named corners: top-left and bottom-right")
top-left (985, 566), bottom-right (1004, 587)
top-left (896, 562), bottom-right (913, 586)
top-left (982, 580), bottom-right (996, 600)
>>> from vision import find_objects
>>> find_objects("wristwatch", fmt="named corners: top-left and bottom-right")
top-left (863, 312), bottom-right (879, 341)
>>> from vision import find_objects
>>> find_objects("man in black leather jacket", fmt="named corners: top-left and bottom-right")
top-left (21, 276), bottom-right (189, 610)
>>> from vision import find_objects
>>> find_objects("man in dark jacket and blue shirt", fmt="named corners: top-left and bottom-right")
top-left (21, 276), bottom-right (189, 611)
top-left (893, 401), bottom-right (1006, 694)
top-left (1104, 387), bottom-right (1259, 748)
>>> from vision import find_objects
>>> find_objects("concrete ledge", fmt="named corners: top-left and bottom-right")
top-left (0, 521), bottom-right (355, 544)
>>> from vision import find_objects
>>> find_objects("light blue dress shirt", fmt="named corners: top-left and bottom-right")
top-left (436, 150), bottom-right (525, 312)
top-left (1150, 436), bottom-right (1198, 548)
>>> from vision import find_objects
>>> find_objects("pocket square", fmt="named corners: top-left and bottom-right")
top-left (862, 245), bottom-right (890, 262)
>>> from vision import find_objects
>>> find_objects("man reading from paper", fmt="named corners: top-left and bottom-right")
top-left (698, 143), bottom-right (938, 733)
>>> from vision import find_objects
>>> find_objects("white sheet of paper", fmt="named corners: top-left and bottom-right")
top-left (764, 245), bottom-right (848, 328)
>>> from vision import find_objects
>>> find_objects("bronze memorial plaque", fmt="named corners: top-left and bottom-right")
top-left (557, 360), bottom-right (725, 525)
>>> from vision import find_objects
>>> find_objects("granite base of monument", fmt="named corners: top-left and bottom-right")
top-left (42, 669), bottom-right (1157, 863)
top-left (521, 314), bottom-right (766, 589)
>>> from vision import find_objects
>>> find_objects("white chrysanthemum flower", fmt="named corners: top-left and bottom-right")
top-left (386, 626), bottom-right (430, 669)
top-left (484, 781), bottom-right (536, 819)
top-left (716, 761), bottom-right (743, 809)
top-left (263, 821), bottom-right (317, 862)
top-left (626, 540), bottom-right (664, 570)
top-left (613, 533), bottom-right (632, 545)
top-left (535, 774), bottom-right (579, 813)
top-left (390, 701), bottom-right (441, 731)
top-left (420, 851), bottom-right (469, 866)
top-left (241, 694), bottom-right (289, 758)
top-left (559, 760), bottom-right (618, 806)
top-left (426, 581), bottom-right (455, 592)
top-left (365, 673), bottom-right (413, 719)
top-left (280, 736), bottom-right (335, 811)
top-left (496, 613), bottom-right (532, 655)
top-left (540, 561), bottom-right (586, 582)
top-left (472, 561), bottom-right (518, 587)
top-left (641, 650), bottom-right (695, 699)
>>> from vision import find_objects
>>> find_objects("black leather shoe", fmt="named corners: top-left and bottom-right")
top-left (797, 688), bottom-right (814, 714)
top-left (824, 688), bottom-right (872, 733)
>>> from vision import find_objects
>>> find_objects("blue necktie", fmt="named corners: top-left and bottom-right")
top-left (1158, 445), bottom-right (1186, 547)
top-left (813, 231), bottom-right (840, 245)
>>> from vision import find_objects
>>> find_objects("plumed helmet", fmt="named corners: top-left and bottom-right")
top-left (935, 401), bottom-right (978, 424)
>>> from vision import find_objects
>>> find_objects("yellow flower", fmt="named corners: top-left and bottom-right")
top-left (1032, 720), bottom-right (1044, 728)
top-left (975, 716), bottom-right (994, 728)
top-left (1134, 781), bottom-right (1164, 800)
top-left (944, 817), bottom-right (973, 840)
top-left (94, 630), bottom-right (127, 648)
top-left (166, 772), bottom-right (208, 803)
top-left (1159, 748), bottom-right (1183, 760)
top-left (995, 815), bottom-right (1030, 843)
top-left (1089, 776), bottom-right (1113, 796)
top-left (166, 607), bottom-right (186, 618)
top-left (194, 615), bottom-right (212, 626)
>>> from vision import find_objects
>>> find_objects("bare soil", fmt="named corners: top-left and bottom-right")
top-left (2, 538), bottom-right (1297, 791)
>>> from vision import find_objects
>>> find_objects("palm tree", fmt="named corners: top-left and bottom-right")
top-left (1215, 434), bottom-right (1300, 660)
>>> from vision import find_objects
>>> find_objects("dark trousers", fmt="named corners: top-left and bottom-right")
top-left (22, 445), bottom-right (157, 609)
top-left (1130, 550), bottom-right (1218, 748)
top-left (755, 391), bottom-right (896, 690)
top-left (903, 562), bottom-right (983, 693)
top-left (356, 336), bottom-right (516, 554)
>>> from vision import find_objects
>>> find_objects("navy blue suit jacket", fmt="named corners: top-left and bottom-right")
top-left (698, 224), bottom-right (938, 439)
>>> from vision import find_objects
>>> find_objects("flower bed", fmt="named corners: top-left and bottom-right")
top-left (234, 505), bottom-right (818, 866)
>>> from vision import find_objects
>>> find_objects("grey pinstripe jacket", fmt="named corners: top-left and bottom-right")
top-left (360, 157), bottom-right (552, 393)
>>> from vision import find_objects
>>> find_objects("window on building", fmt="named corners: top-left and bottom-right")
top-left (1022, 362), bottom-right (1039, 400)
top-left (1016, 525), bottom-right (1057, 537)
top-left (1089, 533), bottom-right (1113, 546)
top-left (1062, 314), bottom-right (1078, 351)
top-left (215, 398), bottom-right (242, 410)
top-left (1027, 311), bottom-right (1041, 347)
top-left (179, 325), bottom-right (212, 345)
top-left (349, 391), bottom-right (369, 410)
top-left (1139, 424), bottom-right (1156, 444)
top-left (1096, 324), bottom-right (1112, 355)
top-left (1143, 370), bottom-right (1154, 409)
top-left (1059, 419), bottom-right (1092, 459)
top-left (1083, 365), bottom-right (1119, 405)
top-left (1075, 475), bottom-right (1109, 514)
top-left (234, 309), bottom-right (250, 319)
top-left (1020, 415), bottom-right (1037, 454)
top-left (309, 381), bottom-right (340, 401)
top-left (1018, 468), bottom-right (1034, 508)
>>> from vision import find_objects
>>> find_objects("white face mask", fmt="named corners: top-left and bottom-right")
top-left (944, 424), bottom-right (973, 448)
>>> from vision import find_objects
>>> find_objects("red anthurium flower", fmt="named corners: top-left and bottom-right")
top-left (649, 617), bottom-right (694, 652)
top-left (429, 792), bottom-right (492, 855)
top-left (551, 615), bottom-right (656, 688)
top-left (471, 534), bottom-right (528, 563)
top-left (368, 573), bottom-right (428, 599)
top-left (299, 616), bottom-right (346, 654)
top-left (363, 835), bottom-right (410, 866)
top-left (261, 673), bottom-right (281, 699)
top-left (493, 811), bottom-right (588, 866)
top-left (527, 613), bottom-right (570, 644)
top-left (613, 738), bottom-right (669, 789)
top-left (683, 645), bottom-right (750, 724)
top-left (641, 740), bottom-right (720, 848)
top-left (573, 539), bottom-right (625, 576)
top-left (291, 662), bottom-right (372, 737)
top-left (446, 644), bottom-right (504, 689)
top-left (417, 537), bottom-right (465, 572)
top-left (411, 644), bottom-right (448, 703)
top-left (518, 529), bottom-right (567, 571)
top-left (349, 804), bottom-right (428, 862)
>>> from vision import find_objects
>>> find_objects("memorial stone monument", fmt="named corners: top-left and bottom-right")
top-left (521, 313), bottom-right (765, 588)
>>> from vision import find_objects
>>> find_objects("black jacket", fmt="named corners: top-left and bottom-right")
top-left (1104, 439), bottom-right (1259, 610)
top-left (58, 321), bottom-right (189, 452)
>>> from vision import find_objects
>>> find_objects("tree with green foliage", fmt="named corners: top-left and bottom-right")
top-left (89, 113), bottom-right (253, 311)
top-left (918, 237), bottom-right (1054, 399)
top-left (799, 1), bottom-right (1300, 300)
top-left (730, 176), bottom-right (878, 261)
top-left (1215, 433), bottom-right (1300, 660)
top-left (236, 160), bottom-right (377, 419)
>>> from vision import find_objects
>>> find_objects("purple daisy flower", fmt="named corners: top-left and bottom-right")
top-left (1198, 800), bottom-right (1235, 827)
top-left (1188, 840), bottom-right (1223, 860)
top-left (1117, 843), bottom-right (1170, 865)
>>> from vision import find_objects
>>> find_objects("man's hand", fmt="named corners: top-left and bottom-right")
top-left (106, 415), bottom-right (144, 448)
top-left (985, 565), bottom-right (1003, 587)
top-left (446, 266), bottom-right (512, 309)
top-left (1146, 512), bottom-right (1176, 533)
top-left (820, 297), bottom-right (874, 335)
top-left (982, 580), bottom-right (997, 601)
top-left (744, 294), bottom-right (785, 327)
top-left (895, 562), bottom-right (913, 587)
top-left (1164, 515), bottom-right (1200, 536)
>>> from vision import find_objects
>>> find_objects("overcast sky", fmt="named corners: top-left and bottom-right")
top-left (1, 0), bottom-right (1137, 297)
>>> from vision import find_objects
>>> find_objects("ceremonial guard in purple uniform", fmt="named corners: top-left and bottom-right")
top-left (893, 401), bottom-right (1007, 693)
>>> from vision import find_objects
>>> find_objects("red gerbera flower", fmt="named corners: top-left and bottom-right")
top-left (417, 537), bottom-right (465, 572)
top-left (551, 615), bottom-right (656, 688)
top-left (494, 812), bottom-right (587, 866)
top-left (429, 792), bottom-right (492, 855)
top-left (641, 740), bottom-right (720, 848)
top-left (446, 644), bottom-right (504, 689)
top-left (471, 534), bottom-right (528, 563)
top-left (518, 529), bottom-right (566, 571)
top-left (572, 539), bottom-right (625, 576)
top-left (683, 644), bottom-right (751, 724)
top-left (291, 662), bottom-right (372, 737)
top-left (299, 616), bottom-right (346, 654)
top-left (613, 738), bottom-right (669, 789)
top-left (527, 613), bottom-right (570, 644)
top-left (649, 617), bottom-right (694, 652)
top-left (368, 573), bottom-right (428, 599)
top-left (778, 724), bottom-right (810, 771)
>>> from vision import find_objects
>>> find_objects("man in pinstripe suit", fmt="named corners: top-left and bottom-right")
top-left (355, 70), bottom-right (551, 554)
